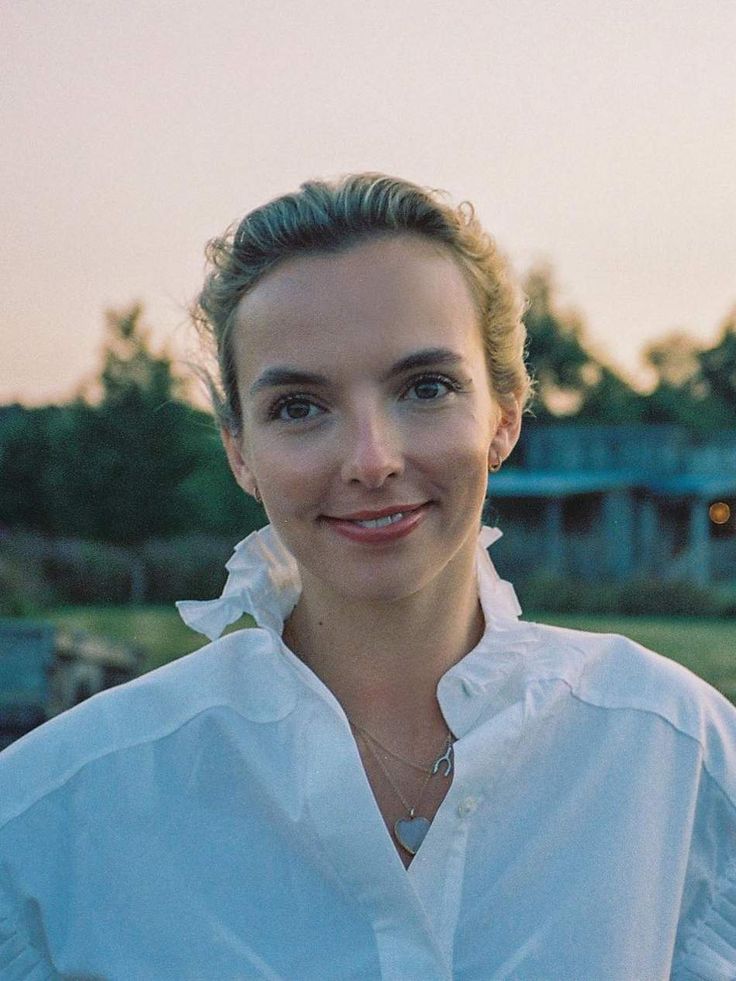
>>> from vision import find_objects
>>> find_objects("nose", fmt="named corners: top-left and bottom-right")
top-left (340, 406), bottom-right (404, 488)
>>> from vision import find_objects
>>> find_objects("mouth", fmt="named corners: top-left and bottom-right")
top-left (348, 511), bottom-right (412, 529)
top-left (321, 503), bottom-right (430, 543)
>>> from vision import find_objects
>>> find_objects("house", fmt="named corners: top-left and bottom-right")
top-left (487, 424), bottom-right (736, 585)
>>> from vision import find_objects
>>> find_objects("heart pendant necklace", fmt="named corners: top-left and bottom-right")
top-left (395, 811), bottom-right (432, 855)
top-left (352, 723), bottom-right (454, 856)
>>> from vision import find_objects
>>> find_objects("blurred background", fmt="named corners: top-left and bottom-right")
top-left (2, 0), bottom-right (735, 741)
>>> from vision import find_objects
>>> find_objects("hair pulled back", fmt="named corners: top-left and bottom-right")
top-left (194, 172), bottom-right (532, 433)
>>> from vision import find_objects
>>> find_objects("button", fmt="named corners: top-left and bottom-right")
top-left (458, 796), bottom-right (478, 817)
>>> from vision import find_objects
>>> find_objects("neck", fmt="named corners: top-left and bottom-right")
top-left (282, 543), bottom-right (484, 749)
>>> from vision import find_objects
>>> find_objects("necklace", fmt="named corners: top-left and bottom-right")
top-left (351, 723), bottom-right (454, 856)
top-left (350, 719), bottom-right (454, 776)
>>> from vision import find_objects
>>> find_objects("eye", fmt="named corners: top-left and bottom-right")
top-left (403, 374), bottom-right (458, 401)
top-left (269, 395), bottom-right (325, 422)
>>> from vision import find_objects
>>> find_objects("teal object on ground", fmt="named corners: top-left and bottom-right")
top-left (0, 618), bottom-right (55, 730)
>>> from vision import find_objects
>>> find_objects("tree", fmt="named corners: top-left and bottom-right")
top-left (522, 263), bottom-right (640, 420)
top-left (641, 309), bottom-right (736, 431)
top-left (93, 304), bottom-right (265, 538)
top-left (0, 407), bottom-right (58, 531)
top-left (644, 331), bottom-right (701, 389)
top-left (0, 304), bottom-right (266, 549)
top-left (69, 304), bottom-right (201, 545)
top-left (697, 307), bottom-right (736, 426)
top-left (576, 365), bottom-right (646, 423)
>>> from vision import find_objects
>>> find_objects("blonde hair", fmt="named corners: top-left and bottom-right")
top-left (194, 172), bottom-right (532, 433)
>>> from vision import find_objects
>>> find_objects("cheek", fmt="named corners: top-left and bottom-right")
top-left (251, 438), bottom-right (332, 507)
top-left (412, 432), bottom-right (489, 506)
top-left (430, 414), bottom-right (493, 486)
top-left (418, 409), bottom-right (493, 460)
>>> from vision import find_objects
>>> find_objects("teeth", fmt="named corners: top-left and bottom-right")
top-left (352, 512), bottom-right (405, 528)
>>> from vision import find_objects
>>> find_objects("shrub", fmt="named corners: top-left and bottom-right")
top-left (40, 538), bottom-right (134, 604)
top-left (140, 535), bottom-right (234, 602)
top-left (0, 528), bottom-right (240, 606)
top-left (0, 545), bottom-right (53, 615)
top-left (519, 574), bottom-right (732, 617)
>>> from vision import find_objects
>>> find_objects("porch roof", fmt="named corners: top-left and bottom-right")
top-left (486, 470), bottom-right (638, 497)
top-left (487, 470), bottom-right (736, 499)
top-left (646, 473), bottom-right (736, 498)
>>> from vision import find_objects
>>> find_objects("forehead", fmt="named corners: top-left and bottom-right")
top-left (231, 234), bottom-right (484, 381)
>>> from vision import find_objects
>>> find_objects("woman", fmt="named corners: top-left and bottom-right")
top-left (1, 174), bottom-right (735, 979)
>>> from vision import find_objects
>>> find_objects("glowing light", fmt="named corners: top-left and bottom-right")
top-left (709, 502), bottom-right (731, 525)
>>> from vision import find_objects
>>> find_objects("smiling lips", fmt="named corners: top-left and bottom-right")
top-left (323, 503), bottom-right (430, 543)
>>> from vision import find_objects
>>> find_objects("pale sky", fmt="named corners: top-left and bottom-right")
top-left (3, 0), bottom-right (735, 406)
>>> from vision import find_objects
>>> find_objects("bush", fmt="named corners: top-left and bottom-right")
top-left (41, 538), bottom-right (134, 603)
top-left (616, 579), bottom-right (725, 616)
top-left (3, 527), bottom-right (734, 614)
top-left (519, 574), bottom-right (733, 617)
top-left (0, 543), bottom-right (53, 615)
top-left (0, 529), bottom-right (241, 607)
top-left (140, 535), bottom-right (234, 602)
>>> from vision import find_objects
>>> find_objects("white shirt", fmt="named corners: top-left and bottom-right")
top-left (1, 525), bottom-right (735, 980)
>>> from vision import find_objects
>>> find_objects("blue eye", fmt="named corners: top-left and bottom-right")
top-left (270, 397), bottom-right (324, 421)
top-left (404, 374), bottom-right (456, 401)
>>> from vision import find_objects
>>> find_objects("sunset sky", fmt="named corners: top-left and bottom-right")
top-left (3, 0), bottom-right (735, 406)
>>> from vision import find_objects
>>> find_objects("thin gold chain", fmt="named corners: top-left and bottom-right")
top-left (357, 728), bottom-right (435, 816)
top-left (350, 719), bottom-right (453, 774)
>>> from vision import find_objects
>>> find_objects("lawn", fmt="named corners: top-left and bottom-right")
top-left (44, 605), bottom-right (232, 673)
top-left (43, 605), bottom-right (736, 702)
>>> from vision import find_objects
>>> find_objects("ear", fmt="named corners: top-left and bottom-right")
top-left (488, 396), bottom-right (522, 468)
top-left (221, 427), bottom-right (258, 499)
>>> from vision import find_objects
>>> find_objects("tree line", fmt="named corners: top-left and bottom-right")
top-left (2, 269), bottom-right (735, 546)
top-left (524, 264), bottom-right (736, 427)
top-left (0, 306), bottom-right (263, 546)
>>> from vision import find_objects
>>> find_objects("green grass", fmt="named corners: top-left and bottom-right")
top-left (43, 605), bottom-right (237, 673)
top-left (41, 605), bottom-right (736, 701)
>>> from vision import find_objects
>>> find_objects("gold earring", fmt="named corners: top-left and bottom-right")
top-left (488, 458), bottom-right (502, 474)
top-left (253, 485), bottom-right (262, 503)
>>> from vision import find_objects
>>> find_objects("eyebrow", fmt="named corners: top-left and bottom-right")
top-left (249, 347), bottom-right (464, 396)
top-left (249, 367), bottom-right (330, 396)
top-left (385, 347), bottom-right (464, 379)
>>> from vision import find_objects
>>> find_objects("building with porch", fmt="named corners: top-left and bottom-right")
top-left (487, 424), bottom-right (736, 586)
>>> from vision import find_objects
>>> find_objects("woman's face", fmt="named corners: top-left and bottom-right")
top-left (223, 234), bottom-right (521, 605)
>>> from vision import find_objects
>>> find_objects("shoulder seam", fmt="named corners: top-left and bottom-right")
top-left (0, 701), bottom-right (251, 831)
top-left (567, 689), bottom-right (736, 816)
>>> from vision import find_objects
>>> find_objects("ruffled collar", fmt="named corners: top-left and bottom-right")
top-left (176, 523), bottom-right (521, 642)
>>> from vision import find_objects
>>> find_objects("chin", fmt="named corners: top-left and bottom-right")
top-left (321, 555), bottom-right (449, 606)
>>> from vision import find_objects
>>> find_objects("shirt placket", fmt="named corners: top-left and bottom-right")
top-left (303, 705), bottom-right (454, 980)
top-left (406, 664), bottom-right (529, 966)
